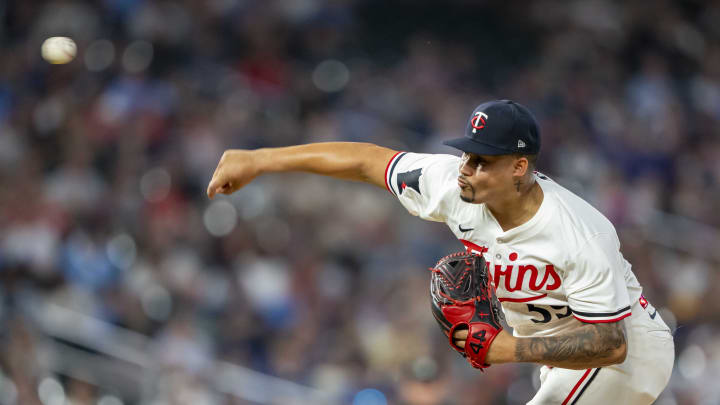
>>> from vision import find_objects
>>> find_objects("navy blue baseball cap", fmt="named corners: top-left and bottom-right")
top-left (443, 100), bottom-right (541, 155)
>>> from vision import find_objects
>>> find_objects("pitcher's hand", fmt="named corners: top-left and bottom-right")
top-left (207, 150), bottom-right (260, 199)
top-left (452, 326), bottom-right (469, 349)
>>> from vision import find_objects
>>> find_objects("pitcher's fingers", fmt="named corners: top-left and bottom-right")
top-left (207, 181), bottom-right (216, 198)
top-left (219, 182), bottom-right (232, 195)
top-left (455, 339), bottom-right (466, 349)
top-left (453, 329), bottom-right (468, 340)
top-left (207, 177), bottom-right (224, 199)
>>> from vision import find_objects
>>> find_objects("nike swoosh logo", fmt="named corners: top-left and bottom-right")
top-left (649, 309), bottom-right (657, 319)
top-left (458, 224), bottom-right (474, 232)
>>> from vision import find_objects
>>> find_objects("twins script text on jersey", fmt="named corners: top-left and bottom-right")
top-left (461, 239), bottom-right (562, 295)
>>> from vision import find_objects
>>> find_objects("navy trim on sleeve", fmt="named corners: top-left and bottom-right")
top-left (387, 152), bottom-right (407, 196)
top-left (571, 306), bottom-right (631, 318)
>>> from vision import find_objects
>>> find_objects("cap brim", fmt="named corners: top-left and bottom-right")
top-left (443, 137), bottom-right (514, 155)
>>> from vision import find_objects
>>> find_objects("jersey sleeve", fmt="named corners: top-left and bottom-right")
top-left (563, 233), bottom-right (632, 323)
top-left (384, 152), bottom-right (461, 222)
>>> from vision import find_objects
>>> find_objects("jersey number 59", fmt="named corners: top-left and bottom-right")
top-left (527, 304), bottom-right (572, 324)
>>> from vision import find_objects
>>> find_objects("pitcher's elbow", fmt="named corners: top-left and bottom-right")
top-left (606, 341), bottom-right (628, 365)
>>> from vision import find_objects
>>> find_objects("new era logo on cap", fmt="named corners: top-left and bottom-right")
top-left (443, 100), bottom-right (541, 156)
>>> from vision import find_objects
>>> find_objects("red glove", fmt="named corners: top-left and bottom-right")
top-left (430, 251), bottom-right (503, 369)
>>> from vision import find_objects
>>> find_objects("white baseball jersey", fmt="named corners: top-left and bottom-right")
top-left (385, 151), bottom-right (675, 404)
top-left (384, 152), bottom-right (643, 338)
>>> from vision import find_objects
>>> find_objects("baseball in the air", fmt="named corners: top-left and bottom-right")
top-left (41, 36), bottom-right (77, 64)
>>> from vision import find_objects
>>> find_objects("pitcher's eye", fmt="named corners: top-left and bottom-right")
top-left (461, 153), bottom-right (476, 167)
top-left (461, 153), bottom-right (485, 171)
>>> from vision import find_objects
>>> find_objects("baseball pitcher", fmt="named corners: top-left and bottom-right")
top-left (207, 100), bottom-right (674, 404)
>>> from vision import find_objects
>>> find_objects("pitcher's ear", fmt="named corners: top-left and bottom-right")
top-left (512, 155), bottom-right (530, 177)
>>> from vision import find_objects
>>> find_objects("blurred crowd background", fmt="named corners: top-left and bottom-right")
top-left (2, 0), bottom-right (720, 404)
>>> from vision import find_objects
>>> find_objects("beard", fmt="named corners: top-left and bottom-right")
top-left (459, 185), bottom-right (475, 203)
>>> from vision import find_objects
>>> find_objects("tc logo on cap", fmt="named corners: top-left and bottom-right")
top-left (470, 111), bottom-right (488, 133)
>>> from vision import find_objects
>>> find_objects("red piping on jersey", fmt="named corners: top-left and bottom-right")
top-left (459, 239), bottom-right (489, 254)
top-left (498, 294), bottom-right (547, 303)
top-left (561, 368), bottom-right (592, 405)
top-left (384, 151), bottom-right (403, 194)
top-left (572, 312), bottom-right (631, 324)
